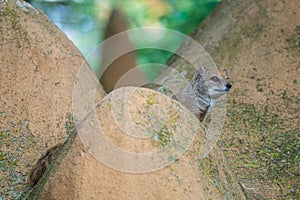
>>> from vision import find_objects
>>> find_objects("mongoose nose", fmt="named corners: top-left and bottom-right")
top-left (226, 83), bottom-right (232, 90)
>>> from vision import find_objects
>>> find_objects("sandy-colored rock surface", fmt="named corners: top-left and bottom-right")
top-left (36, 87), bottom-right (212, 200)
top-left (1, 2), bottom-right (243, 200)
top-left (0, 1), bottom-right (102, 146)
top-left (0, 1), bottom-right (105, 198)
top-left (166, 0), bottom-right (299, 198)
top-left (2, 0), bottom-right (298, 199)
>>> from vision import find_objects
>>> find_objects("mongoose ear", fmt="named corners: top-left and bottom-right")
top-left (223, 69), bottom-right (228, 76)
top-left (193, 70), bottom-right (203, 82)
top-left (194, 67), bottom-right (205, 79)
top-left (192, 73), bottom-right (199, 83)
top-left (199, 66), bottom-right (205, 73)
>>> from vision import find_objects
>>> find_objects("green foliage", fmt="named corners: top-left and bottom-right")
top-left (30, 0), bottom-right (220, 80)
top-left (111, 0), bottom-right (220, 79)
top-left (160, 0), bottom-right (219, 34)
top-left (112, 0), bottom-right (219, 34)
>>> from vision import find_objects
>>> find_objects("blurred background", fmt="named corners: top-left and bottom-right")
top-left (28, 0), bottom-right (220, 81)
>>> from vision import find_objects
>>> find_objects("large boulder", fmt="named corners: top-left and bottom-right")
top-left (0, 1), bottom-right (105, 198)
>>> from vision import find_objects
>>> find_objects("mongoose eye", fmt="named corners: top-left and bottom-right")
top-left (223, 69), bottom-right (228, 76)
top-left (211, 76), bottom-right (219, 82)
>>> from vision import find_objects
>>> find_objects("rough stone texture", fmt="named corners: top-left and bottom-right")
top-left (35, 87), bottom-right (213, 200)
top-left (3, 0), bottom-right (298, 199)
top-left (0, 1), bottom-right (103, 145)
top-left (0, 1), bottom-right (105, 198)
top-left (163, 0), bottom-right (299, 199)
top-left (1, 1), bottom-right (244, 200)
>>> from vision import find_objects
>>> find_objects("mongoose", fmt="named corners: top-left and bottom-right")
top-left (174, 67), bottom-right (232, 121)
top-left (26, 67), bottom-right (231, 186)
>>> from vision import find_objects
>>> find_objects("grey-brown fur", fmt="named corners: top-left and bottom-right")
top-left (175, 67), bottom-right (231, 121)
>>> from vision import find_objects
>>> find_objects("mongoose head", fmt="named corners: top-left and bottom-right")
top-left (192, 67), bottom-right (232, 106)
top-left (175, 67), bottom-right (232, 120)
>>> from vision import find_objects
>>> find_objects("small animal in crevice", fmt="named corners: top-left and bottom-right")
top-left (174, 67), bottom-right (232, 121)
